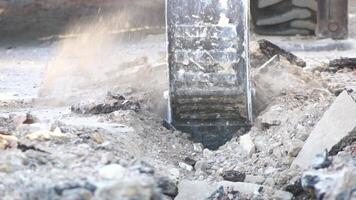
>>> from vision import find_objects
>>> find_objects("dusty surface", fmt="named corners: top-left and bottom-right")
top-left (0, 1), bottom-right (356, 200)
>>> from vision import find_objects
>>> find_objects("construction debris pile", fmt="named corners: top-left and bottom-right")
top-left (0, 0), bottom-right (356, 196)
top-left (0, 35), bottom-right (356, 200)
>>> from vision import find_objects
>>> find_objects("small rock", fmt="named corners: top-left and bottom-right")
top-left (26, 129), bottom-right (68, 141)
top-left (312, 150), bottom-right (332, 169)
top-left (264, 177), bottom-right (275, 187)
top-left (259, 106), bottom-right (282, 129)
top-left (240, 134), bottom-right (256, 156)
top-left (184, 157), bottom-right (197, 167)
top-left (157, 177), bottom-right (178, 197)
top-left (168, 168), bottom-right (180, 180)
top-left (193, 143), bottom-right (204, 153)
top-left (91, 132), bottom-right (104, 144)
top-left (130, 161), bottom-right (155, 175)
top-left (194, 161), bottom-right (210, 173)
top-left (179, 162), bottom-right (193, 171)
top-left (71, 95), bottom-right (140, 115)
top-left (264, 167), bottom-right (277, 175)
top-left (175, 180), bottom-right (216, 200)
top-left (203, 149), bottom-right (214, 159)
top-left (0, 134), bottom-right (18, 149)
top-left (244, 175), bottom-right (265, 184)
top-left (98, 164), bottom-right (127, 180)
top-left (288, 139), bottom-right (303, 157)
top-left (222, 170), bottom-right (246, 182)
top-left (23, 113), bottom-right (38, 124)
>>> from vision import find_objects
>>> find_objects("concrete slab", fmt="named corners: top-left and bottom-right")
top-left (292, 91), bottom-right (356, 169)
top-left (175, 180), bottom-right (292, 200)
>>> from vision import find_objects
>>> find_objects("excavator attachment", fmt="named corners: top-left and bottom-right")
top-left (316, 0), bottom-right (349, 39)
top-left (167, 0), bottom-right (252, 149)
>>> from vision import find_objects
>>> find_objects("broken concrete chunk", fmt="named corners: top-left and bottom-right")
top-left (202, 149), bottom-right (214, 159)
top-left (157, 177), bottom-right (178, 197)
top-left (239, 134), bottom-right (256, 156)
top-left (175, 181), bottom-right (215, 200)
top-left (292, 91), bottom-right (356, 169)
top-left (259, 106), bottom-right (282, 129)
top-left (175, 181), bottom-right (293, 200)
top-left (26, 129), bottom-right (68, 141)
top-left (178, 162), bottom-right (193, 171)
top-left (244, 175), bottom-right (265, 185)
top-left (90, 132), bottom-right (105, 144)
top-left (94, 175), bottom-right (160, 200)
top-left (258, 39), bottom-right (306, 67)
top-left (71, 94), bottom-right (140, 115)
top-left (287, 139), bottom-right (303, 157)
top-left (194, 160), bottom-right (210, 173)
top-left (193, 143), bottom-right (204, 153)
top-left (98, 164), bottom-right (128, 180)
top-left (0, 134), bottom-right (18, 150)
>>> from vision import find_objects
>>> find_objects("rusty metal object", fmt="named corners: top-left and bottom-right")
top-left (167, 0), bottom-right (252, 149)
top-left (329, 57), bottom-right (356, 71)
top-left (316, 0), bottom-right (349, 39)
top-left (258, 39), bottom-right (306, 67)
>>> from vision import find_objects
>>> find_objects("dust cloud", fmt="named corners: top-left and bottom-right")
top-left (38, 3), bottom-right (168, 116)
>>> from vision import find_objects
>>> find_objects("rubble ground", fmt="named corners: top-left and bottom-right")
top-left (1, 3), bottom-right (356, 200)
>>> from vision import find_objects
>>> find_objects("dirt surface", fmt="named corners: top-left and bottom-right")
top-left (0, 1), bottom-right (356, 200)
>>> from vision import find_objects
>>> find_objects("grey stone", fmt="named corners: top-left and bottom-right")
top-left (258, 106), bottom-right (282, 129)
top-left (239, 133), bottom-right (256, 157)
top-left (98, 164), bottom-right (127, 180)
top-left (264, 177), bottom-right (276, 187)
top-left (194, 160), bottom-right (210, 172)
top-left (292, 91), bottom-right (356, 169)
top-left (222, 170), bottom-right (246, 182)
top-left (157, 177), bottom-right (178, 197)
top-left (203, 149), bottom-right (214, 159)
top-left (287, 139), bottom-right (303, 157)
top-left (312, 150), bottom-right (332, 169)
top-left (193, 143), bottom-right (204, 153)
top-left (178, 162), bottom-right (193, 171)
top-left (244, 175), bottom-right (265, 184)
top-left (184, 157), bottom-right (197, 167)
top-left (71, 95), bottom-right (140, 115)
top-left (175, 181), bottom-right (215, 200)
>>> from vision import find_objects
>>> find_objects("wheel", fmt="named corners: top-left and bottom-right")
top-left (251, 0), bottom-right (317, 35)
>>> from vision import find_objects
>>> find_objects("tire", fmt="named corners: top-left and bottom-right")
top-left (251, 0), bottom-right (317, 35)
